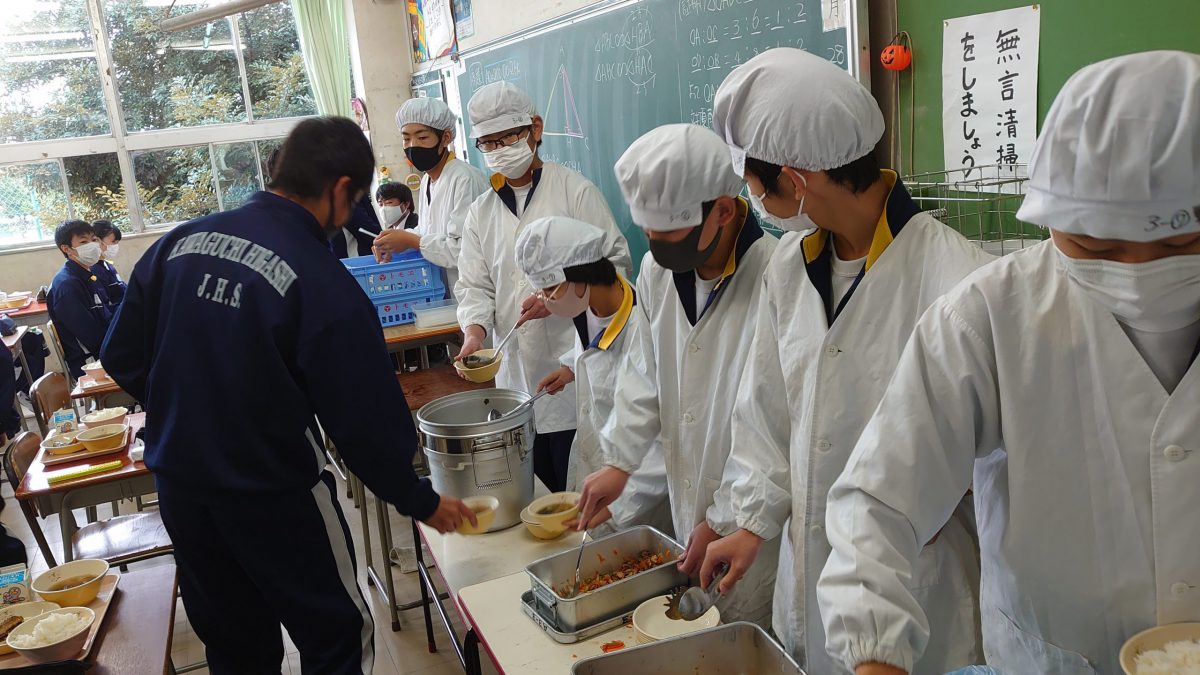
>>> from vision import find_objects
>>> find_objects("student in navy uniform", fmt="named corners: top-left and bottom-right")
top-left (375, 182), bottom-right (418, 232)
top-left (46, 220), bottom-right (112, 379)
top-left (330, 195), bottom-right (382, 259)
top-left (100, 117), bottom-right (476, 675)
top-left (91, 219), bottom-right (127, 305)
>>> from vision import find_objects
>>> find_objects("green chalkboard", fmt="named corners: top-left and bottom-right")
top-left (454, 0), bottom-right (855, 271)
top-left (897, 0), bottom-right (1199, 176)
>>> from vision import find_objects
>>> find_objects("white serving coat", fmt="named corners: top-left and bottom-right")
top-left (414, 156), bottom-right (489, 292)
top-left (602, 205), bottom-right (778, 626)
top-left (818, 239), bottom-right (1200, 674)
top-left (456, 162), bottom-right (630, 433)
top-left (714, 174), bottom-right (992, 674)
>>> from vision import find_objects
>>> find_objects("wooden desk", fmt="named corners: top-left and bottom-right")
top-left (383, 322), bottom-right (461, 367)
top-left (398, 364), bottom-right (493, 412)
top-left (16, 411), bottom-right (155, 532)
top-left (3, 326), bottom-right (32, 433)
top-left (5, 301), bottom-right (47, 328)
top-left (87, 564), bottom-right (178, 675)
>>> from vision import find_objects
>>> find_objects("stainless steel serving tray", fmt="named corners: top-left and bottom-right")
top-left (524, 525), bottom-right (687, 633)
top-left (570, 622), bottom-right (806, 674)
top-left (519, 591), bottom-right (631, 644)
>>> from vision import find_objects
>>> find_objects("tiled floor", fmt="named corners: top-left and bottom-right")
top-left (0, 450), bottom-right (497, 675)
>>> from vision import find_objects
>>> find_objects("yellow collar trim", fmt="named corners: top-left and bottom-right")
top-left (489, 173), bottom-right (507, 191)
top-left (802, 169), bottom-right (899, 271)
top-left (596, 276), bottom-right (634, 351)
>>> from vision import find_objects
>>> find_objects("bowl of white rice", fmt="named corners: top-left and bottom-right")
top-left (1120, 623), bottom-right (1200, 675)
top-left (5, 607), bottom-right (95, 663)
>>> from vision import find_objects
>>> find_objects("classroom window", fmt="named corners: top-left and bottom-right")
top-left (0, 0), bottom-right (317, 249)
top-left (0, 0), bottom-right (111, 143)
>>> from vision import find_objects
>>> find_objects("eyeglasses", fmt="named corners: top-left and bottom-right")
top-left (475, 127), bottom-right (531, 153)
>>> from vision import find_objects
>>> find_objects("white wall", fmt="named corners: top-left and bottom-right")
top-left (346, 0), bottom-right (414, 177)
top-left (0, 231), bottom-right (164, 296)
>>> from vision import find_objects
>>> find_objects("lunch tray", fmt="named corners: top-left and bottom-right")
top-left (520, 590), bottom-right (631, 644)
top-left (41, 429), bottom-right (132, 467)
top-left (0, 573), bottom-right (121, 670)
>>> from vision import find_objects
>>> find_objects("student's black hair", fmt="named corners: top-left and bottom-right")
top-left (54, 220), bottom-right (94, 258)
top-left (376, 182), bottom-right (413, 206)
top-left (267, 117), bottom-right (375, 199)
top-left (563, 257), bottom-right (619, 286)
top-left (744, 151), bottom-right (881, 196)
top-left (92, 220), bottom-right (121, 242)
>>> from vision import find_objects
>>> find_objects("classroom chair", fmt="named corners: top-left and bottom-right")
top-left (59, 486), bottom-right (173, 566)
top-left (3, 432), bottom-right (60, 567)
top-left (30, 372), bottom-right (69, 437)
top-left (43, 321), bottom-right (73, 390)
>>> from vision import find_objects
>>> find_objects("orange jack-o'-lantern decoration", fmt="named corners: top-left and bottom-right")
top-left (881, 33), bottom-right (912, 71)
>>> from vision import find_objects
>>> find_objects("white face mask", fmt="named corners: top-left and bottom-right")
top-left (381, 205), bottom-right (408, 226)
top-left (484, 135), bottom-right (535, 179)
top-left (102, 243), bottom-right (119, 262)
top-left (1057, 249), bottom-right (1200, 332)
top-left (750, 173), bottom-right (816, 233)
top-left (75, 241), bottom-right (102, 267)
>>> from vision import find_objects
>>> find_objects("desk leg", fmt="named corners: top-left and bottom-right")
top-left (416, 558), bottom-right (468, 669)
top-left (354, 477), bottom-right (373, 584)
top-left (374, 495), bottom-right (402, 631)
top-left (464, 628), bottom-right (482, 675)
top-left (412, 518), bottom-right (437, 654)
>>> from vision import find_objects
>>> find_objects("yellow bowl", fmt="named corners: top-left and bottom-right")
top-left (41, 432), bottom-right (85, 456)
top-left (632, 594), bottom-right (720, 644)
top-left (80, 361), bottom-right (107, 380)
top-left (526, 492), bottom-right (580, 530)
top-left (1120, 623), bottom-right (1200, 674)
top-left (456, 496), bottom-right (499, 535)
top-left (520, 508), bottom-right (567, 540)
top-left (75, 424), bottom-right (128, 452)
top-left (80, 407), bottom-right (128, 428)
top-left (0, 602), bottom-right (60, 656)
top-left (6, 607), bottom-right (94, 663)
top-left (32, 559), bottom-right (109, 607)
top-left (454, 349), bottom-right (502, 383)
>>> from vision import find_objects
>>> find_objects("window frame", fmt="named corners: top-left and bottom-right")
top-left (0, 0), bottom-right (315, 251)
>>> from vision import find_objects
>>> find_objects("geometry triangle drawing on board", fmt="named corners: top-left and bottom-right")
top-left (543, 61), bottom-right (588, 148)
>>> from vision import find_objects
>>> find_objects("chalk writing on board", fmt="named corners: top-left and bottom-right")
top-left (468, 58), bottom-right (522, 91)
top-left (544, 62), bottom-right (588, 145)
top-left (594, 8), bottom-right (658, 93)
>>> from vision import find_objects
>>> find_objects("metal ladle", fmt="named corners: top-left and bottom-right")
top-left (488, 390), bottom-right (548, 421)
top-left (561, 529), bottom-right (591, 598)
top-left (675, 564), bottom-right (729, 621)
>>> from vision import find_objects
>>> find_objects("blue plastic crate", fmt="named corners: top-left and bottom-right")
top-left (342, 252), bottom-right (444, 300)
top-left (373, 290), bottom-right (442, 327)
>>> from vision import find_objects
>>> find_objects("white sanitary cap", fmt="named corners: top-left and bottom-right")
top-left (712, 47), bottom-right (884, 177)
top-left (1016, 50), bottom-right (1200, 242)
top-left (395, 97), bottom-right (457, 133)
top-left (514, 216), bottom-right (609, 289)
top-left (614, 123), bottom-right (746, 232)
top-left (467, 81), bottom-right (537, 139)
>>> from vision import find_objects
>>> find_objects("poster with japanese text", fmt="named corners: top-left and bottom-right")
top-left (942, 5), bottom-right (1039, 180)
top-left (453, 0), bottom-right (475, 39)
top-left (421, 0), bottom-right (458, 61)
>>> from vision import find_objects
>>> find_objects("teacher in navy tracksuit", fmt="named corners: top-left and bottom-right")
top-left (101, 117), bottom-right (475, 675)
